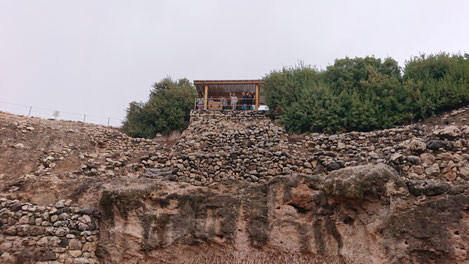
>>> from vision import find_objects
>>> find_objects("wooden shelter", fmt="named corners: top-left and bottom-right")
top-left (193, 80), bottom-right (264, 110)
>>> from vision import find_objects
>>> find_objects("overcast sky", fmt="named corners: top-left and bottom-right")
top-left (1, 0), bottom-right (468, 125)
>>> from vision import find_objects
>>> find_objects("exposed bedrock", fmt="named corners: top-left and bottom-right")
top-left (97, 164), bottom-right (469, 264)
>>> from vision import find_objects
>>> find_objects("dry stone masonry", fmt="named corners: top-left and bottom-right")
top-left (165, 110), bottom-right (293, 184)
top-left (1, 107), bottom-right (469, 263)
top-left (143, 109), bottom-right (469, 188)
top-left (0, 198), bottom-right (99, 264)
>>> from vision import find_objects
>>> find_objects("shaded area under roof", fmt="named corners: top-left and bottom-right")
top-left (193, 80), bottom-right (263, 96)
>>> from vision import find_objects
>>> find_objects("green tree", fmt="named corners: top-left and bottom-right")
top-left (403, 53), bottom-right (469, 119)
top-left (263, 62), bottom-right (320, 115)
top-left (122, 77), bottom-right (197, 138)
top-left (263, 54), bottom-right (469, 134)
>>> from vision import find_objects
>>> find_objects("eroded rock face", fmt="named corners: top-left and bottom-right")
top-left (97, 164), bottom-right (469, 264)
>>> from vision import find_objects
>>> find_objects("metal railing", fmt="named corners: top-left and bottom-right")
top-left (194, 97), bottom-right (257, 110)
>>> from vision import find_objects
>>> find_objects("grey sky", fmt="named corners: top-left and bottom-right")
top-left (1, 0), bottom-right (468, 125)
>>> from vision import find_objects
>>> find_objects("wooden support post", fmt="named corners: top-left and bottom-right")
top-left (204, 85), bottom-right (208, 110)
top-left (255, 84), bottom-right (259, 110)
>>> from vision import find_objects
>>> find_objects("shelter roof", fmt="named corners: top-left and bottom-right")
top-left (193, 80), bottom-right (263, 95)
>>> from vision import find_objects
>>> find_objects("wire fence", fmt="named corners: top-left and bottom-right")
top-left (0, 101), bottom-right (124, 127)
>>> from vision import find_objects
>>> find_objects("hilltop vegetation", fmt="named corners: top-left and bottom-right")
top-left (122, 53), bottom-right (469, 138)
top-left (264, 53), bottom-right (469, 133)
top-left (122, 77), bottom-right (197, 138)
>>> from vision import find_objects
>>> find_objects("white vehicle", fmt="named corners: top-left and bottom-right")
top-left (258, 105), bottom-right (269, 111)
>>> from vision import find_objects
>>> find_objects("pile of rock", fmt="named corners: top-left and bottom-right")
top-left (0, 198), bottom-right (99, 264)
top-left (153, 110), bottom-right (298, 185)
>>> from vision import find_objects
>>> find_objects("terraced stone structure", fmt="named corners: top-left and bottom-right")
top-left (0, 107), bottom-right (468, 263)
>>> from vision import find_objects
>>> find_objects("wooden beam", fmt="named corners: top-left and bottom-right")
top-left (203, 85), bottom-right (208, 110)
top-left (255, 84), bottom-right (259, 110)
top-left (194, 80), bottom-right (264, 85)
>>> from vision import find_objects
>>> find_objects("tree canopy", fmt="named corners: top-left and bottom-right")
top-left (263, 53), bottom-right (469, 134)
top-left (122, 77), bottom-right (197, 138)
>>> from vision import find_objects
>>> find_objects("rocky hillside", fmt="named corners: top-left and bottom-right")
top-left (0, 108), bottom-right (468, 263)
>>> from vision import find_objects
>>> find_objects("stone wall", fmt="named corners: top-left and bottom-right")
top-left (149, 110), bottom-right (295, 185)
top-left (0, 198), bottom-right (99, 264)
top-left (144, 110), bottom-right (469, 188)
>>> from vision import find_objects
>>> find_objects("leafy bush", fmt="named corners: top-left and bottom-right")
top-left (403, 53), bottom-right (469, 119)
top-left (263, 63), bottom-right (321, 116)
top-left (122, 77), bottom-right (197, 138)
top-left (263, 53), bottom-right (469, 134)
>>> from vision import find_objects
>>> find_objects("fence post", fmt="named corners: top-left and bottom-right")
top-left (28, 106), bottom-right (32, 117)
top-left (83, 114), bottom-right (86, 123)
top-left (107, 117), bottom-right (110, 127)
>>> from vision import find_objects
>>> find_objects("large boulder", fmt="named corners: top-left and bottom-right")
top-left (323, 164), bottom-right (407, 200)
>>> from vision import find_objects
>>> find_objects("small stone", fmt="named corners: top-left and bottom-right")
top-left (59, 212), bottom-right (69, 220)
top-left (17, 224), bottom-right (29, 235)
top-left (326, 161), bottom-right (343, 171)
top-left (412, 165), bottom-right (425, 175)
top-left (408, 139), bottom-right (426, 154)
top-left (55, 200), bottom-right (65, 208)
top-left (390, 153), bottom-right (404, 164)
top-left (69, 239), bottom-right (82, 250)
top-left (459, 164), bottom-right (469, 179)
top-left (443, 171), bottom-right (456, 181)
top-left (426, 140), bottom-right (450, 151)
top-left (77, 222), bottom-right (88, 231)
top-left (40, 250), bottom-right (57, 261)
top-left (49, 237), bottom-right (62, 247)
top-left (337, 141), bottom-right (345, 149)
top-left (369, 152), bottom-right (379, 159)
top-left (19, 215), bottom-right (30, 224)
top-left (436, 125), bottom-right (461, 139)
top-left (425, 163), bottom-right (440, 176)
top-left (29, 226), bottom-right (44, 236)
top-left (82, 242), bottom-right (96, 252)
top-left (0, 242), bottom-right (12, 251)
top-left (14, 143), bottom-right (25, 149)
top-left (420, 153), bottom-right (435, 165)
top-left (50, 214), bottom-right (58, 222)
top-left (73, 258), bottom-right (90, 264)
top-left (81, 215), bottom-right (92, 224)
top-left (69, 250), bottom-right (82, 258)
top-left (437, 153), bottom-right (454, 160)
top-left (37, 237), bottom-right (49, 247)
top-left (407, 155), bottom-right (421, 165)
top-left (55, 227), bottom-right (69, 236)
top-left (0, 252), bottom-right (15, 262)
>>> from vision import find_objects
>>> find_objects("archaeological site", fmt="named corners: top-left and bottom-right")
top-left (0, 106), bottom-right (468, 264)
top-left (4, 0), bottom-right (469, 262)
